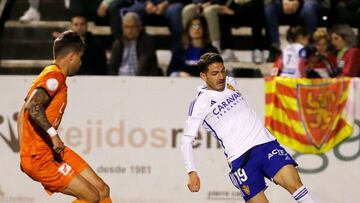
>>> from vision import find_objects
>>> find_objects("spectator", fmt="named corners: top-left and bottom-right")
top-left (334, 0), bottom-right (360, 46)
top-left (330, 24), bottom-right (360, 77)
top-left (109, 12), bottom-right (162, 76)
top-left (130, 1), bottom-right (190, 63)
top-left (168, 16), bottom-right (218, 76)
top-left (53, 16), bottom-right (108, 75)
top-left (69, 0), bottom-right (108, 25)
top-left (19, 0), bottom-right (40, 22)
top-left (220, 0), bottom-right (265, 63)
top-left (182, 0), bottom-right (223, 52)
top-left (264, 0), bottom-right (326, 62)
top-left (97, 0), bottom-right (135, 38)
top-left (274, 26), bottom-right (310, 77)
top-left (306, 29), bottom-right (337, 78)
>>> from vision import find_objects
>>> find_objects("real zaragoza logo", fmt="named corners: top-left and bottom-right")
top-left (297, 82), bottom-right (344, 149)
top-left (265, 77), bottom-right (355, 153)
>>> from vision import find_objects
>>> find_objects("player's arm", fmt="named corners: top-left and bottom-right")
top-left (181, 97), bottom-right (208, 192)
top-left (181, 133), bottom-right (201, 192)
top-left (181, 109), bottom-right (205, 192)
top-left (25, 88), bottom-right (64, 153)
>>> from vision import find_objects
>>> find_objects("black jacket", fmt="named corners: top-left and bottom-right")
top-left (78, 32), bottom-right (107, 75)
top-left (109, 32), bottom-right (162, 76)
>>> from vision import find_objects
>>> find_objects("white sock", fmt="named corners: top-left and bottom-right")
top-left (292, 186), bottom-right (315, 203)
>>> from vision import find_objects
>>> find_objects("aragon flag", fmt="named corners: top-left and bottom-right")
top-left (265, 77), bottom-right (357, 153)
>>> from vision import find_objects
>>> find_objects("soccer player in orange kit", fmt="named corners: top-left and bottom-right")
top-left (17, 30), bottom-right (112, 203)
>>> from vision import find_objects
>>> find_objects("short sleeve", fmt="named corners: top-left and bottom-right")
top-left (35, 71), bottom-right (65, 98)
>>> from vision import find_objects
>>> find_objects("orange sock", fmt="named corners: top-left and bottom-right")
top-left (100, 197), bottom-right (112, 203)
top-left (71, 200), bottom-right (88, 203)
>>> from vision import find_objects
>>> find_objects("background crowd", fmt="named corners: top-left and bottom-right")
top-left (5, 0), bottom-right (360, 77)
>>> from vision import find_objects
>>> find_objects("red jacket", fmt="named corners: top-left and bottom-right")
top-left (339, 47), bottom-right (360, 77)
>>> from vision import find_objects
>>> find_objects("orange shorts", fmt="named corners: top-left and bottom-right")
top-left (20, 146), bottom-right (88, 194)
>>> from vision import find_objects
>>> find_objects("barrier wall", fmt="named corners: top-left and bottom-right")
top-left (0, 76), bottom-right (359, 203)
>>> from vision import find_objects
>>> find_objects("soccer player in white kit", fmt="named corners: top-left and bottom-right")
top-left (181, 52), bottom-right (315, 203)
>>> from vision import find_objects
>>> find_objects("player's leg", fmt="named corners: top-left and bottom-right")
top-left (273, 164), bottom-right (315, 203)
top-left (79, 166), bottom-right (111, 202)
top-left (62, 174), bottom-right (100, 203)
top-left (20, 150), bottom-right (100, 203)
top-left (61, 147), bottom-right (111, 202)
top-left (246, 191), bottom-right (269, 203)
top-left (229, 151), bottom-right (269, 203)
top-left (273, 164), bottom-right (302, 193)
top-left (256, 140), bottom-right (315, 203)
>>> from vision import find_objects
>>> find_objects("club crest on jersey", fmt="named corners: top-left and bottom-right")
top-left (242, 185), bottom-right (251, 196)
top-left (227, 84), bottom-right (236, 91)
top-left (297, 82), bottom-right (343, 149)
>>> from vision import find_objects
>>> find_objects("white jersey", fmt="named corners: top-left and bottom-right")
top-left (280, 43), bottom-right (307, 78)
top-left (181, 77), bottom-right (274, 172)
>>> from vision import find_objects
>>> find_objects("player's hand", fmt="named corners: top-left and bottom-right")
top-left (51, 134), bottom-right (65, 154)
top-left (187, 171), bottom-right (200, 192)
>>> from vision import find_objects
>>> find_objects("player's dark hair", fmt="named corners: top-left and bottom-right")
top-left (286, 26), bottom-right (308, 43)
top-left (53, 30), bottom-right (84, 59)
top-left (198, 52), bottom-right (224, 73)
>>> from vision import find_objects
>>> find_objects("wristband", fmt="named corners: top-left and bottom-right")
top-left (47, 127), bottom-right (57, 137)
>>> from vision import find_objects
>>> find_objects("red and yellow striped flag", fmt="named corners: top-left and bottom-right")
top-left (265, 77), bottom-right (355, 153)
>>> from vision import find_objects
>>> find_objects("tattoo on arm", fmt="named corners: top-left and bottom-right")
top-left (26, 88), bottom-right (52, 131)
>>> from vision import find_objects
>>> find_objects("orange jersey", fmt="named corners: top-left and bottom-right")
top-left (19, 64), bottom-right (67, 156)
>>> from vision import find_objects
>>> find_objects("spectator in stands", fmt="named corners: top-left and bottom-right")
top-left (181, 0), bottom-right (224, 52)
top-left (97, 0), bottom-right (135, 38)
top-left (130, 1), bottom-right (190, 62)
top-left (69, 0), bottom-right (107, 25)
top-left (273, 26), bottom-right (310, 77)
top-left (53, 15), bottom-right (108, 75)
top-left (19, 0), bottom-right (40, 22)
top-left (168, 16), bottom-right (218, 76)
top-left (306, 29), bottom-right (337, 78)
top-left (330, 24), bottom-right (360, 77)
top-left (109, 12), bottom-right (162, 76)
top-left (334, 0), bottom-right (360, 47)
top-left (264, 0), bottom-right (326, 62)
top-left (220, 0), bottom-right (265, 63)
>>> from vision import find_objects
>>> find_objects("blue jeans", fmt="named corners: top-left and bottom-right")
top-left (108, 0), bottom-right (133, 38)
top-left (127, 2), bottom-right (183, 52)
top-left (264, 0), bottom-right (323, 47)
